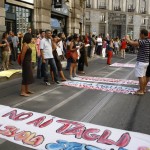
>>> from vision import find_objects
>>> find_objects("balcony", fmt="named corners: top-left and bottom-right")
top-left (99, 2), bottom-right (106, 9)
top-left (128, 8), bottom-right (135, 12)
top-left (140, 11), bottom-right (146, 14)
top-left (86, 4), bottom-right (91, 8)
top-left (114, 6), bottom-right (121, 11)
top-left (99, 5), bottom-right (106, 9)
top-left (140, 8), bottom-right (146, 14)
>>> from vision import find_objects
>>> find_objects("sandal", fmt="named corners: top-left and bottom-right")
top-left (20, 94), bottom-right (30, 97)
top-left (26, 91), bottom-right (34, 94)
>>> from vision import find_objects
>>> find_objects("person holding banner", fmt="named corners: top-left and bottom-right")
top-left (126, 29), bottom-right (150, 95)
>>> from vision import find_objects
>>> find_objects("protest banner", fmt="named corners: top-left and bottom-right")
top-left (73, 76), bottom-right (150, 86)
top-left (62, 81), bottom-right (138, 94)
top-left (0, 105), bottom-right (150, 150)
top-left (110, 63), bottom-right (135, 68)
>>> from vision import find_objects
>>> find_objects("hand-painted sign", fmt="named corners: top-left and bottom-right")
top-left (110, 63), bottom-right (135, 68)
top-left (0, 105), bottom-right (150, 150)
top-left (62, 81), bottom-right (138, 94)
top-left (73, 76), bottom-right (150, 86)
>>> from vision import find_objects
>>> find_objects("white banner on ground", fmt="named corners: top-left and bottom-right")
top-left (110, 63), bottom-right (135, 68)
top-left (0, 105), bottom-right (150, 150)
top-left (73, 76), bottom-right (150, 86)
top-left (63, 81), bottom-right (138, 94)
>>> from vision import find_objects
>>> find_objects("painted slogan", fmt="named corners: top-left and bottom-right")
top-left (0, 105), bottom-right (150, 150)
top-left (62, 81), bottom-right (138, 94)
top-left (73, 76), bottom-right (150, 86)
top-left (110, 63), bottom-right (135, 68)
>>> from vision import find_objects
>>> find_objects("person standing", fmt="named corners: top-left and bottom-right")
top-left (20, 33), bottom-right (34, 97)
top-left (126, 29), bottom-right (150, 95)
top-left (1, 32), bottom-right (11, 70)
top-left (120, 38), bottom-right (127, 59)
top-left (7, 31), bottom-right (13, 65)
top-left (91, 35), bottom-right (96, 58)
top-left (69, 34), bottom-right (80, 80)
top-left (102, 38), bottom-right (107, 58)
top-left (40, 29), bottom-right (60, 85)
top-left (96, 34), bottom-right (102, 56)
top-left (51, 35), bottom-right (66, 81)
top-left (78, 35), bottom-right (87, 74)
top-left (36, 31), bottom-right (45, 79)
top-left (28, 37), bottom-right (37, 69)
top-left (114, 38), bottom-right (120, 55)
top-left (106, 39), bottom-right (114, 65)
top-left (11, 31), bottom-right (19, 61)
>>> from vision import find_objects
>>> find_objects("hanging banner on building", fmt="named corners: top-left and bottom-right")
top-left (110, 63), bottom-right (135, 68)
top-left (0, 105), bottom-right (150, 150)
top-left (73, 76), bottom-right (150, 86)
top-left (62, 81), bottom-right (138, 94)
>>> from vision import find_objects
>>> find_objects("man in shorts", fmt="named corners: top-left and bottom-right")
top-left (126, 29), bottom-right (150, 95)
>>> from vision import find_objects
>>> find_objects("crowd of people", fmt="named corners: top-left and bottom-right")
top-left (0, 27), bottom-right (149, 96)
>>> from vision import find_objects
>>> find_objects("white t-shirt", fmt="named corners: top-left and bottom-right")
top-left (97, 37), bottom-right (102, 46)
top-left (40, 38), bottom-right (53, 59)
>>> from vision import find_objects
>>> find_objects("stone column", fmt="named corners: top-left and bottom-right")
top-left (105, 12), bottom-right (108, 36)
top-left (0, 0), bottom-right (6, 38)
top-left (34, 0), bottom-right (51, 33)
top-left (93, 0), bottom-right (97, 9)
top-left (147, 0), bottom-right (150, 14)
top-left (122, 0), bottom-right (127, 12)
top-left (106, 0), bottom-right (109, 9)
top-left (135, 0), bottom-right (140, 13)
top-left (108, 0), bottom-right (113, 10)
top-left (70, 0), bottom-right (82, 34)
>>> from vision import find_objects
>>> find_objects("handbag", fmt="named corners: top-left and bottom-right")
top-left (70, 51), bottom-right (78, 61)
top-left (17, 53), bottom-right (21, 65)
top-left (66, 50), bottom-right (71, 59)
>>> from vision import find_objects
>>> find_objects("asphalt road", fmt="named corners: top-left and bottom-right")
top-left (0, 54), bottom-right (150, 150)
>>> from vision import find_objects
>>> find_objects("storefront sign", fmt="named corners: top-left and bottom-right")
top-left (0, 105), bottom-right (150, 150)
top-left (52, 4), bottom-right (69, 16)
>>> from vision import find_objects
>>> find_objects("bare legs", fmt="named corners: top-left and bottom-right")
top-left (21, 85), bottom-right (30, 96)
top-left (70, 63), bottom-right (77, 79)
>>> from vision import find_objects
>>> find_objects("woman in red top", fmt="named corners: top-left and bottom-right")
top-left (121, 38), bottom-right (127, 59)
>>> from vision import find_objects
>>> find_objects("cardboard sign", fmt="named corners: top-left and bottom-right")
top-left (73, 76), bottom-right (150, 86)
top-left (110, 63), bottom-right (135, 68)
top-left (63, 81), bottom-right (138, 94)
top-left (0, 105), bottom-right (150, 150)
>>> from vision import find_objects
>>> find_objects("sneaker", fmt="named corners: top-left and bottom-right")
top-left (45, 82), bottom-right (51, 86)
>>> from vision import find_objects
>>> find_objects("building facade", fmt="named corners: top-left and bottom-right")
top-left (85, 0), bottom-right (150, 39)
top-left (0, 0), bottom-right (86, 37)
